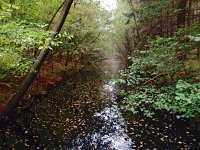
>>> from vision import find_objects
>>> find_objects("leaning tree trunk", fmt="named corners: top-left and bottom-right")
top-left (1, 0), bottom-right (74, 118)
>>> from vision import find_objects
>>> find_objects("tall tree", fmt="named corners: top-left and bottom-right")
top-left (1, 0), bottom-right (74, 118)
top-left (177, 0), bottom-right (187, 28)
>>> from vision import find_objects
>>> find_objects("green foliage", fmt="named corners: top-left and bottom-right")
top-left (122, 32), bottom-right (189, 86)
top-left (14, 0), bottom-right (62, 23)
top-left (122, 80), bottom-right (200, 118)
top-left (188, 35), bottom-right (200, 42)
top-left (0, 1), bottom-right (14, 21)
top-left (120, 25), bottom-right (200, 119)
top-left (0, 0), bottom-right (103, 80)
top-left (172, 80), bottom-right (200, 118)
top-left (0, 7), bottom-right (52, 77)
top-left (126, 0), bottom-right (171, 24)
top-left (53, 0), bottom-right (103, 71)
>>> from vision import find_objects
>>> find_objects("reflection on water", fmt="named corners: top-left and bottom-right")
top-left (71, 81), bottom-right (132, 149)
top-left (1, 73), bottom-right (200, 149)
top-left (0, 73), bottom-right (132, 149)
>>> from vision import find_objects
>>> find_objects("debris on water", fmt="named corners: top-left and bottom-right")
top-left (1, 74), bottom-right (200, 149)
top-left (71, 81), bottom-right (132, 150)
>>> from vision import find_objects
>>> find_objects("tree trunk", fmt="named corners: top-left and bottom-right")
top-left (177, 0), bottom-right (187, 28)
top-left (188, 0), bottom-right (193, 27)
top-left (1, 0), bottom-right (74, 118)
top-left (9, 0), bottom-right (15, 5)
top-left (46, 1), bottom-right (65, 30)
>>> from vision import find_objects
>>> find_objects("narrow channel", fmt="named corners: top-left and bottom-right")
top-left (71, 80), bottom-right (132, 149)
top-left (1, 58), bottom-right (199, 149)
top-left (1, 57), bottom-right (131, 149)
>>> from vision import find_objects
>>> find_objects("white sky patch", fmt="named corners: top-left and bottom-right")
top-left (100, 0), bottom-right (117, 10)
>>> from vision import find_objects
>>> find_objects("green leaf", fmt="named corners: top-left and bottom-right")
top-left (39, 46), bottom-right (44, 50)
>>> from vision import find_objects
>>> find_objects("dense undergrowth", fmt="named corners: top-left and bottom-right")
top-left (119, 25), bottom-right (200, 119)
top-left (0, 0), bottom-right (105, 111)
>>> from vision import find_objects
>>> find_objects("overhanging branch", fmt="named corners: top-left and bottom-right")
top-left (1, 0), bottom-right (74, 119)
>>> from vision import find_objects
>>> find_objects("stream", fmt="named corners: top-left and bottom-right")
top-left (0, 58), bottom-right (200, 149)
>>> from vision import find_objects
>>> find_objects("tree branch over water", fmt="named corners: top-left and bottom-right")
top-left (1, 0), bottom-right (74, 119)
